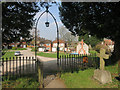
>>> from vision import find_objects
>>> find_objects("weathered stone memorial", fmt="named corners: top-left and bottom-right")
top-left (93, 48), bottom-right (112, 84)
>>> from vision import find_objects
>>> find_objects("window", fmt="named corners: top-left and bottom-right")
top-left (46, 44), bottom-right (50, 46)
top-left (47, 48), bottom-right (50, 50)
top-left (40, 44), bottom-right (44, 46)
top-left (60, 43), bottom-right (64, 47)
top-left (53, 43), bottom-right (57, 47)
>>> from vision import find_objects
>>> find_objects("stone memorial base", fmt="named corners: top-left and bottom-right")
top-left (93, 69), bottom-right (112, 84)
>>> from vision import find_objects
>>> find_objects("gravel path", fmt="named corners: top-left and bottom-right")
top-left (45, 78), bottom-right (66, 88)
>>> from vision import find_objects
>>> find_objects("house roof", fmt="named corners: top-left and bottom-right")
top-left (66, 41), bottom-right (78, 47)
top-left (104, 39), bottom-right (114, 45)
top-left (38, 46), bottom-right (46, 48)
top-left (39, 40), bottom-right (51, 44)
top-left (22, 42), bottom-right (26, 45)
top-left (78, 39), bottom-right (88, 46)
top-left (69, 47), bottom-right (76, 51)
top-left (53, 39), bottom-right (65, 43)
top-left (44, 40), bottom-right (51, 44)
top-left (9, 42), bottom-right (20, 45)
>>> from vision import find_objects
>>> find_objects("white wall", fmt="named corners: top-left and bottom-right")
top-left (60, 43), bottom-right (64, 47)
top-left (38, 48), bottom-right (45, 52)
top-left (53, 43), bottom-right (65, 47)
top-left (53, 43), bottom-right (57, 47)
top-left (76, 42), bottom-right (89, 54)
top-left (23, 45), bottom-right (26, 48)
top-left (60, 47), bottom-right (63, 51)
top-left (52, 48), bottom-right (57, 52)
top-left (65, 48), bottom-right (67, 51)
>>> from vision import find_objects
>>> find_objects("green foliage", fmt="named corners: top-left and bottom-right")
top-left (2, 2), bottom-right (40, 44)
top-left (79, 34), bottom-right (102, 47)
top-left (12, 47), bottom-right (17, 50)
top-left (11, 47), bottom-right (27, 50)
top-left (89, 50), bottom-right (98, 55)
top-left (59, 2), bottom-right (120, 41)
top-left (2, 75), bottom-right (39, 88)
top-left (37, 52), bottom-right (65, 58)
top-left (59, 2), bottom-right (120, 62)
top-left (16, 48), bottom-right (27, 50)
top-left (31, 47), bottom-right (38, 52)
top-left (61, 63), bottom-right (118, 88)
top-left (2, 49), bottom-right (8, 55)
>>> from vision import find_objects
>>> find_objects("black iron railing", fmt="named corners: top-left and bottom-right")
top-left (1, 57), bottom-right (37, 80)
top-left (58, 54), bottom-right (100, 72)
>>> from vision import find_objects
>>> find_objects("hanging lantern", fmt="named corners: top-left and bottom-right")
top-left (45, 9), bottom-right (50, 27)
top-left (45, 22), bottom-right (49, 27)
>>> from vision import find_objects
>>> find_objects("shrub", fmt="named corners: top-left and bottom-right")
top-left (31, 47), bottom-right (38, 52)
top-left (12, 47), bottom-right (17, 50)
top-left (17, 48), bottom-right (27, 50)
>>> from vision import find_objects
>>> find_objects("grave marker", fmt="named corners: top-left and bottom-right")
top-left (97, 48), bottom-right (109, 70)
top-left (93, 48), bottom-right (112, 84)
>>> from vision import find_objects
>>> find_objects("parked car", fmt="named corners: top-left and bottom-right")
top-left (14, 51), bottom-right (21, 56)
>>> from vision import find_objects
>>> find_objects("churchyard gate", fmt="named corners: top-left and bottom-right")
top-left (1, 53), bottom-right (100, 87)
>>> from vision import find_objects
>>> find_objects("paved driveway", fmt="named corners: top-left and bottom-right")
top-left (19, 48), bottom-right (35, 57)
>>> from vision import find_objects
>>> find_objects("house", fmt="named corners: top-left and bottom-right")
top-left (52, 39), bottom-right (66, 52)
top-left (38, 39), bottom-right (52, 52)
top-left (76, 39), bottom-right (89, 55)
top-left (104, 38), bottom-right (114, 52)
top-left (19, 42), bottom-right (27, 48)
top-left (66, 41), bottom-right (78, 52)
top-left (38, 46), bottom-right (46, 52)
top-left (9, 41), bottom-right (27, 48)
top-left (9, 42), bottom-right (19, 48)
top-left (44, 40), bottom-right (52, 51)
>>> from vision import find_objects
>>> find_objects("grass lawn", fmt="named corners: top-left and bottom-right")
top-left (61, 63), bottom-right (118, 88)
top-left (37, 52), bottom-right (66, 58)
top-left (9, 48), bottom-right (27, 50)
top-left (30, 47), bottom-right (37, 52)
top-left (37, 52), bottom-right (97, 58)
top-left (2, 75), bottom-right (40, 88)
top-left (2, 51), bottom-right (15, 59)
top-left (89, 50), bottom-right (98, 55)
top-left (15, 48), bottom-right (27, 50)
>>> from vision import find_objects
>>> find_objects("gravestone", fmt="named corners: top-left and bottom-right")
top-left (97, 48), bottom-right (109, 70)
top-left (93, 48), bottom-right (112, 84)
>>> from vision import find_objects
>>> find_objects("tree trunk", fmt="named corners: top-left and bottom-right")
top-left (113, 40), bottom-right (120, 78)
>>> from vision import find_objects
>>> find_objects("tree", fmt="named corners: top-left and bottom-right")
top-left (59, 26), bottom-right (78, 42)
top-left (79, 34), bottom-right (102, 48)
top-left (59, 2), bottom-right (120, 64)
top-left (59, 26), bottom-right (68, 40)
top-left (2, 2), bottom-right (40, 44)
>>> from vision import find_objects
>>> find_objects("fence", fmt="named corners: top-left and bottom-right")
top-left (1, 57), bottom-right (38, 79)
top-left (58, 53), bottom-right (100, 72)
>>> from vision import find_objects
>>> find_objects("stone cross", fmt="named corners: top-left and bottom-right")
top-left (97, 48), bottom-right (109, 70)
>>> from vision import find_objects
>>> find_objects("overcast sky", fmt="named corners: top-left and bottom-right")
top-left (34, 4), bottom-right (64, 41)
